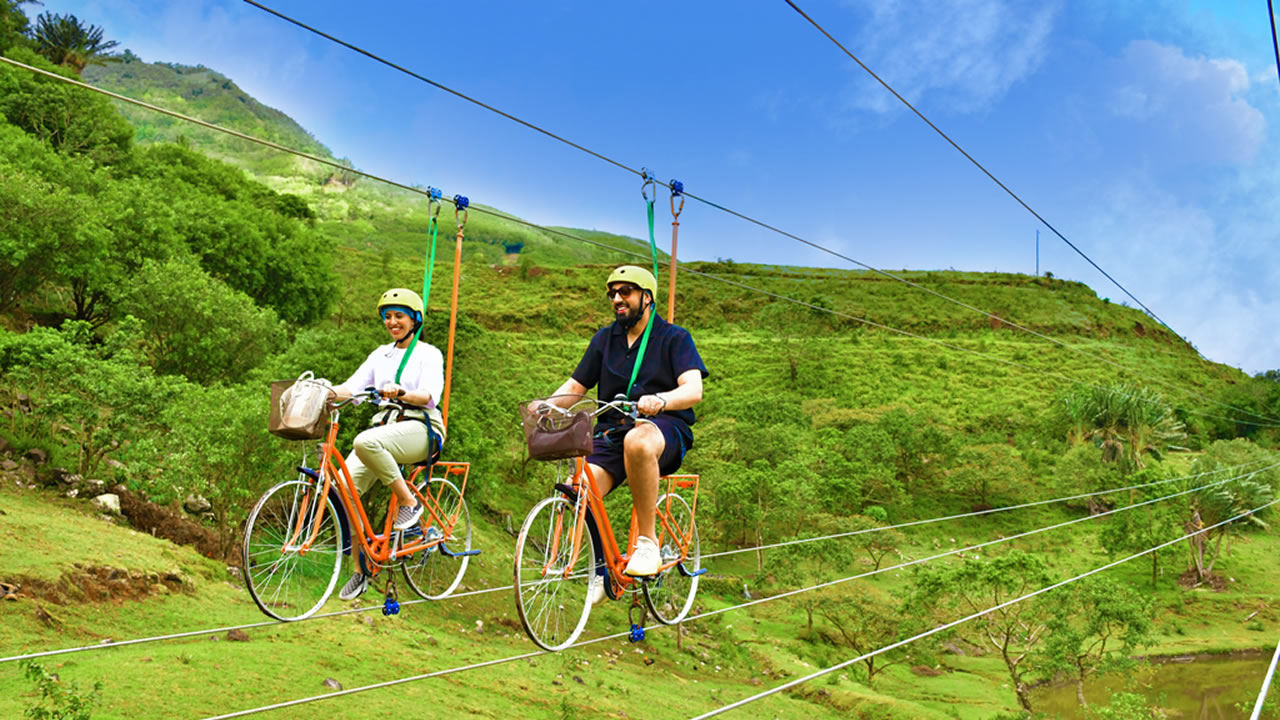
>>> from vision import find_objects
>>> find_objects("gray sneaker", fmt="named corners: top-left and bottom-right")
top-left (338, 572), bottom-right (368, 601)
top-left (393, 502), bottom-right (424, 531)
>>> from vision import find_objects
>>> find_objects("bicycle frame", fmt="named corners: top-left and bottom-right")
top-left (548, 456), bottom-right (700, 589)
top-left (284, 407), bottom-right (470, 575)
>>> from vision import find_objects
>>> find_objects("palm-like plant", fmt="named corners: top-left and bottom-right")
top-left (32, 12), bottom-right (119, 75)
top-left (1056, 383), bottom-right (1185, 471)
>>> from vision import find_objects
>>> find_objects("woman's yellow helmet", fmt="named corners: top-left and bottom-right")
top-left (377, 288), bottom-right (424, 323)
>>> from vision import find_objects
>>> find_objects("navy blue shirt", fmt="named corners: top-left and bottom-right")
top-left (572, 313), bottom-right (709, 436)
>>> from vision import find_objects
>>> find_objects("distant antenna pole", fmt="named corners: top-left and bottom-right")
top-left (1036, 229), bottom-right (1040, 276)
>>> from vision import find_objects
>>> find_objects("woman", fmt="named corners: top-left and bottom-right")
top-left (330, 288), bottom-right (446, 601)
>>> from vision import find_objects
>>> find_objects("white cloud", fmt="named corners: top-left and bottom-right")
top-left (1079, 175), bottom-right (1278, 374)
top-left (839, 0), bottom-right (1059, 115)
top-left (1105, 40), bottom-right (1264, 165)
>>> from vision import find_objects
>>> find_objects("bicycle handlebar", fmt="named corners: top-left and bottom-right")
top-left (532, 394), bottom-right (644, 421)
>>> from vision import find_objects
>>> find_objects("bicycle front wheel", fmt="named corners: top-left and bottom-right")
top-left (643, 493), bottom-right (700, 625)
top-left (402, 477), bottom-right (471, 600)
top-left (243, 479), bottom-right (343, 622)
top-left (514, 496), bottom-right (595, 651)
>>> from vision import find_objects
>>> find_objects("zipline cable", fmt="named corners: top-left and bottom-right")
top-left (1251, 638), bottom-right (1280, 720)
top-left (702, 457), bottom-right (1271, 560)
top-left (237, 0), bottom-right (1280, 427)
top-left (3, 55), bottom-right (1273, 430)
top-left (194, 465), bottom-right (1272, 718)
top-left (779, 0), bottom-right (1175, 340)
top-left (690, 495), bottom-right (1280, 719)
top-left (4, 457), bottom-right (1264, 666)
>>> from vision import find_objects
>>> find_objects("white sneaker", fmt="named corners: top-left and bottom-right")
top-left (624, 536), bottom-right (660, 577)
top-left (587, 574), bottom-right (607, 607)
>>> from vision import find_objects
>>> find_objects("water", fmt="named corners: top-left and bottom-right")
top-left (1030, 652), bottom-right (1274, 719)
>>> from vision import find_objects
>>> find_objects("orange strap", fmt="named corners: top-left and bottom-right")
top-left (442, 201), bottom-right (467, 426)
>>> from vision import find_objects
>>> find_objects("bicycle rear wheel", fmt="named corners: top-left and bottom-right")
top-left (514, 495), bottom-right (595, 651)
top-left (643, 493), bottom-right (699, 625)
top-left (402, 477), bottom-right (471, 600)
top-left (243, 479), bottom-right (343, 621)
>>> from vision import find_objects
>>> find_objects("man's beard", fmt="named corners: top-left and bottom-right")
top-left (616, 301), bottom-right (645, 330)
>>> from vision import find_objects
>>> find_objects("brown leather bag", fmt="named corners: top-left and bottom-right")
top-left (520, 403), bottom-right (593, 461)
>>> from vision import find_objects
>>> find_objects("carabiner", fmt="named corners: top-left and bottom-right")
top-left (669, 178), bottom-right (685, 219)
top-left (428, 187), bottom-right (443, 220)
top-left (454, 194), bottom-right (469, 230)
top-left (640, 168), bottom-right (656, 203)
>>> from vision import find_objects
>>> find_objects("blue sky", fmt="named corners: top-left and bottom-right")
top-left (40, 0), bottom-right (1280, 375)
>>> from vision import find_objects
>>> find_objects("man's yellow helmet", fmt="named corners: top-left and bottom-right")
top-left (606, 265), bottom-right (658, 300)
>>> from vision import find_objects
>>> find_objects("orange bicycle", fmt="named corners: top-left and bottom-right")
top-left (513, 396), bottom-right (702, 651)
top-left (243, 389), bottom-right (478, 621)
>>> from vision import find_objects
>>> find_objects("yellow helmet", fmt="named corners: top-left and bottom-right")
top-left (376, 288), bottom-right (424, 323)
top-left (606, 265), bottom-right (658, 300)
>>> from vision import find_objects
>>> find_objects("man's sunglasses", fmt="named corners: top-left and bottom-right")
top-left (606, 284), bottom-right (642, 301)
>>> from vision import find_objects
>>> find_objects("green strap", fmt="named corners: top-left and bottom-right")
top-left (625, 200), bottom-right (661, 399)
top-left (395, 215), bottom-right (439, 384)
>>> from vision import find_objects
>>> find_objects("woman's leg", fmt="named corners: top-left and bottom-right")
top-left (351, 423), bottom-right (433, 507)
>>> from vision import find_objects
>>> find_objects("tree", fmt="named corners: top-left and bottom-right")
top-left (115, 255), bottom-right (283, 384)
top-left (815, 585), bottom-right (916, 686)
top-left (0, 47), bottom-right (134, 165)
top-left (0, 1), bottom-right (35, 53)
top-left (1054, 383), bottom-right (1185, 472)
top-left (947, 443), bottom-right (1023, 509)
top-left (877, 407), bottom-right (956, 495)
top-left (1180, 440), bottom-right (1276, 586)
top-left (32, 12), bottom-right (119, 74)
top-left (1037, 577), bottom-right (1153, 708)
top-left (914, 550), bottom-right (1054, 713)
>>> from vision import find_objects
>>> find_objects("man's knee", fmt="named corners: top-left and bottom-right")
top-left (622, 424), bottom-right (664, 458)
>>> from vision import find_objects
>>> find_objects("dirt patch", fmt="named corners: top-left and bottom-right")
top-left (116, 488), bottom-right (224, 561)
top-left (1177, 568), bottom-right (1229, 591)
top-left (3, 565), bottom-right (189, 606)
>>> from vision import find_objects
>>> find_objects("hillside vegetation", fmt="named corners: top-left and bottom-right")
top-left (2, 7), bottom-right (1280, 719)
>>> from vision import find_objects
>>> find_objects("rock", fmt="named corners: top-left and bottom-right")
top-left (573, 676), bottom-right (584, 685)
top-left (0, 437), bottom-right (9, 454)
top-left (943, 642), bottom-right (967, 656)
top-left (911, 665), bottom-right (944, 677)
top-left (85, 479), bottom-right (105, 494)
top-left (226, 629), bottom-right (251, 642)
top-left (226, 566), bottom-right (243, 582)
top-left (61, 473), bottom-right (83, 487)
top-left (92, 494), bottom-right (121, 514)
top-left (16, 393), bottom-right (31, 413)
top-left (0, 459), bottom-right (16, 472)
top-left (323, 678), bottom-right (342, 690)
top-left (184, 494), bottom-right (212, 514)
top-left (65, 488), bottom-right (78, 499)
top-left (24, 448), bottom-right (47, 464)
top-left (152, 584), bottom-right (169, 595)
top-left (104, 458), bottom-right (125, 470)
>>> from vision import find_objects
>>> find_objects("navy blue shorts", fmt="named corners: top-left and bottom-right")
top-left (587, 416), bottom-right (688, 490)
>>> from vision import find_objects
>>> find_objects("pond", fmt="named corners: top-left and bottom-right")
top-left (1030, 652), bottom-right (1274, 719)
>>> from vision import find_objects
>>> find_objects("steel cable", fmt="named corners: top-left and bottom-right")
top-left (689, 495), bottom-right (1280, 719)
top-left (192, 464), bottom-right (1273, 718)
top-left (235, 2), bottom-right (1280, 427)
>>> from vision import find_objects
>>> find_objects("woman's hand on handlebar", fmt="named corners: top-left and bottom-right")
top-left (379, 382), bottom-right (407, 400)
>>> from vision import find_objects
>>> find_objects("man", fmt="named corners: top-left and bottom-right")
top-left (545, 265), bottom-right (708, 582)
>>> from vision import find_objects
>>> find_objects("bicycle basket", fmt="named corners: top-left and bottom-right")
top-left (519, 399), bottom-right (593, 462)
top-left (269, 371), bottom-right (332, 441)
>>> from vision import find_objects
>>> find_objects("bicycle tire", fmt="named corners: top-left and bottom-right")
top-left (642, 493), bottom-right (699, 625)
top-left (243, 479), bottom-right (343, 622)
top-left (402, 477), bottom-right (471, 600)
top-left (514, 495), bottom-right (595, 651)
